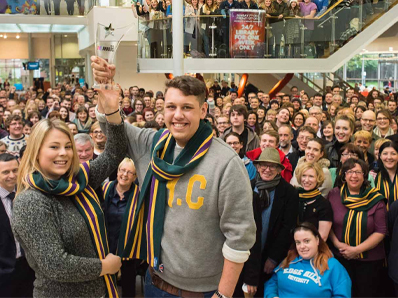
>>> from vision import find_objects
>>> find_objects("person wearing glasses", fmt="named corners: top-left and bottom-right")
top-left (329, 143), bottom-right (376, 188)
top-left (327, 158), bottom-right (387, 297)
top-left (374, 110), bottom-right (394, 139)
top-left (89, 122), bottom-right (107, 159)
top-left (102, 158), bottom-right (140, 298)
top-left (244, 147), bottom-right (298, 296)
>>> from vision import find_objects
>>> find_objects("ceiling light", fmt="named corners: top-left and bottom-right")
top-left (0, 34), bottom-right (3, 37)
top-left (4, 35), bottom-right (7, 39)
top-left (389, 47), bottom-right (393, 51)
top-left (16, 35), bottom-right (20, 39)
top-left (64, 34), bottom-right (68, 37)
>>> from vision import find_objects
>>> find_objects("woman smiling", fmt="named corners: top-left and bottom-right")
top-left (295, 162), bottom-right (333, 241)
top-left (290, 138), bottom-right (333, 197)
top-left (11, 89), bottom-right (127, 297)
top-left (325, 115), bottom-right (355, 168)
top-left (327, 159), bottom-right (387, 297)
top-left (264, 222), bottom-right (351, 298)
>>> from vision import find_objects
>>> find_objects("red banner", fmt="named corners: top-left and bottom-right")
top-left (229, 9), bottom-right (266, 58)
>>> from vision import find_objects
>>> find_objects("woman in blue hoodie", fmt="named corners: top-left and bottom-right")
top-left (264, 222), bottom-right (351, 298)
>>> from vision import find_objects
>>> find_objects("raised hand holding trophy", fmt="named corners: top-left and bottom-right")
top-left (93, 23), bottom-right (133, 90)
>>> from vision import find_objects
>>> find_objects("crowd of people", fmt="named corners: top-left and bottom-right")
top-left (2, 62), bottom-right (398, 298)
top-left (133, 0), bottom-right (382, 58)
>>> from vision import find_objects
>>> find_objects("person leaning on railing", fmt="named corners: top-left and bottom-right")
top-left (199, 0), bottom-right (218, 57)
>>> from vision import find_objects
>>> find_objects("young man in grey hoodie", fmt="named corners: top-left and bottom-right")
top-left (92, 56), bottom-right (256, 298)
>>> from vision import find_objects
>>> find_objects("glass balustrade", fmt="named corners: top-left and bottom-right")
top-left (0, 0), bottom-right (97, 16)
top-left (137, 0), bottom-right (398, 59)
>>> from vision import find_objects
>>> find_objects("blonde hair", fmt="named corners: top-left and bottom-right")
top-left (118, 157), bottom-right (135, 172)
top-left (90, 121), bottom-right (101, 134)
top-left (354, 130), bottom-right (372, 143)
top-left (374, 138), bottom-right (389, 150)
top-left (295, 162), bottom-right (325, 188)
top-left (24, 102), bottom-right (39, 120)
top-left (17, 119), bottom-right (80, 195)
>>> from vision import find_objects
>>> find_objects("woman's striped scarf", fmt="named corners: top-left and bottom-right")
top-left (102, 180), bottom-right (140, 258)
top-left (27, 162), bottom-right (118, 298)
top-left (375, 172), bottom-right (398, 210)
top-left (340, 184), bottom-right (384, 259)
top-left (121, 120), bottom-right (213, 270)
top-left (298, 188), bottom-right (322, 222)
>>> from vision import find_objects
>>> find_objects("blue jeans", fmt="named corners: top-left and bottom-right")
top-left (144, 270), bottom-right (216, 298)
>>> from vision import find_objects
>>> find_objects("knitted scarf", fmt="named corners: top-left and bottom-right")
top-left (254, 173), bottom-right (281, 210)
top-left (27, 162), bottom-right (118, 298)
top-left (375, 172), bottom-right (398, 210)
top-left (340, 184), bottom-right (384, 259)
top-left (121, 120), bottom-right (213, 270)
top-left (298, 187), bottom-right (322, 222)
top-left (102, 180), bottom-right (140, 258)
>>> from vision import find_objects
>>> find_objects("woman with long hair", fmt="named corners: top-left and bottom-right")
top-left (199, 0), bottom-right (217, 57)
top-left (59, 106), bottom-right (70, 122)
top-left (265, 222), bottom-right (351, 298)
top-left (11, 91), bottom-right (127, 297)
top-left (325, 115), bottom-right (355, 168)
top-left (292, 112), bottom-right (305, 139)
top-left (247, 111), bottom-right (261, 135)
top-left (375, 141), bottom-right (398, 210)
top-left (132, 98), bottom-right (145, 114)
top-left (327, 158), bottom-right (387, 297)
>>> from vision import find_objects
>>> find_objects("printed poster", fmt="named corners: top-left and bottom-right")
top-left (229, 9), bottom-right (266, 58)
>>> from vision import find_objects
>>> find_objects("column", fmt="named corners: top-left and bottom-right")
top-left (28, 33), bottom-right (34, 87)
top-left (172, 0), bottom-right (184, 76)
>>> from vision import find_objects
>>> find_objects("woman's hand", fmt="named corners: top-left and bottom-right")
top-left (340, 245), bottom-right (359, 260)
top-left (264, 258), bottom-right (276, 274)
top-left (247, 285), bottom-right (257, 295)
top-left (90, 56), bottom-right (116, 85)
top-left (100, 253), bottom-right (122, 276)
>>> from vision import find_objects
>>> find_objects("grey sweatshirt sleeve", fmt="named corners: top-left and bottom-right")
top-left (218, 155), bottom-right (256, 263)
top-left (88, 121), bottom-right (127, 189)
top-left (12, 191), bottom-right (103, 282)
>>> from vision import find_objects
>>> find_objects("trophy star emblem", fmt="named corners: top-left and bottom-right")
top-left (104, 23), bottom-right (115, 38)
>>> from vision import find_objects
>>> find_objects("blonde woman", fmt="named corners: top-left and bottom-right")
top-left (24, 102), bottom-right (39, 120)
top-left (12, 91), bottom-right (127, 297)
top-left (294, 162), bottom-right (333, 241)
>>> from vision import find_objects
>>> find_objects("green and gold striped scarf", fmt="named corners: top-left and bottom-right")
top-left (375, 172), bottom-right (398, 210)
top-left (121, 120), bottom-right (213, 271)
top-left (340, 184), bottom-right (384, 259)
top-left (27, 162), bottom-right (119, 298)
top-left (102, 180), bottom-right (139, 258)
top-left (298, 188), bottom-right (322, 222)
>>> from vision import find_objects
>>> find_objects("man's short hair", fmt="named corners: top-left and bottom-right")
top-left (279, 124), bottom-right (293, 136)
top-left (165, 76), bottom-right (207, 105)
top-left (261, 129), bottom-right (280, 143)
top-left (0, 153), bottom-right (18, 163)
top-left (298, 126), bottom-right (317, 138)
top-left (314, 93), bottom-right (323, 98)
top-left (229, 105), bottom-right (248, 120)
top-left (74, 133), bottom-right (94, 147)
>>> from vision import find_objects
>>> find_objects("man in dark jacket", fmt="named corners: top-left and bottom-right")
top-left (244, 148), bottom-right (298, 297)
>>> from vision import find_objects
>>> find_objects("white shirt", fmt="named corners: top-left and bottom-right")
top-left (0, 187), bottom-right (22, 258)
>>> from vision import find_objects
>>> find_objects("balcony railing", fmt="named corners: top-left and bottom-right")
top-left (137, 0), bottom-right (398, 59)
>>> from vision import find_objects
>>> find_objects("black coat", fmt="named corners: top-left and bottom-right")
top-left (388, 201), bottom-right (398, 283)
top-left (0, 197), bottom-right (18, 292)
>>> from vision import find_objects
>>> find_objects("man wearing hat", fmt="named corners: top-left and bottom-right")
top-left (252, 148), bottom-right (299, 295)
